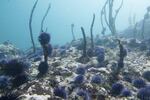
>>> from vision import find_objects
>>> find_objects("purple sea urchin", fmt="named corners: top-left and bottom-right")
top-left (0, 60), bottom-right (8, 68)
top-left (121, 88), bottom-right (132, 97)
top-left (111, 83), bottom-right (124, 96)
top-left (87, 48), bottom-right (94, 57)
top-left (12, 74), bottom-right (28, 88)
top-left (54, 86), bottom-right (67, 99)
top-left (95, 47), bottom-right (105, 63)
top-left (132, 79), bottom-right (146, 89)
top-left (142, 71), bottom-right (150, 82)
top-left (91, 75), bottom-right (102, 84)
top-left (38, 61), bottom-right (49, 76)
top-left (4, 59), bottom-right (28, 77)
top-left (38, 32), bottom-right (52, 62)
top-left (0, 75), bottom-right (10, 89)
top-left (0, 93), bottom-right (20, 100)
top-left (76, 88), bottom-right (86, 96)
top-left (47, 44), bottom-right (53, 56)
top-left (74, 75), bottom-right (84, 84)
top-left (123, 75), bottom-right (132, 83)
top-left (137, 86), bottom-right (150, 100)
top-left (94, 47), bottom-right (105, 56)
top-left (38, 32), bottom-right (50, 45)
top-left (76, 67), bottom-right (86, 75)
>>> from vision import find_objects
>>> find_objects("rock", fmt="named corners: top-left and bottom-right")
top-left (0, 43), bottom-right (22, 60)
top-left (18, 94), bottom-right (51, 100)
top-left (88, 67), bottom-right (110, 74)
top-left (121, 18), bottom-right (150, 39)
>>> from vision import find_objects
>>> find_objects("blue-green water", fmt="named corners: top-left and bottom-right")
top-left (0, 0), bottom-right (150, 50)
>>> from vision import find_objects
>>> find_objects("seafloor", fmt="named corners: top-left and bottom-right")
top-left (0, 36), bottom-right (150, 100)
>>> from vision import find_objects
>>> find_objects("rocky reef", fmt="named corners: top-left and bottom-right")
top-left (0, 36), bottom-right (150, 100)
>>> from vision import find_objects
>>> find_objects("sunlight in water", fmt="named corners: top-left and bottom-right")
top-left (0, 0), bottom-right (150, 48)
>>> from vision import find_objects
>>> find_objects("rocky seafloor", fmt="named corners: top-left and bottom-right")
top-left (0, 37), bottom-right (150, 100)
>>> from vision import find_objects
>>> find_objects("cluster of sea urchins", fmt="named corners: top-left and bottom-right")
top-left (0, 59), bottom-right (29, 89)
top-left (38, 32), bottom-right (52, 76)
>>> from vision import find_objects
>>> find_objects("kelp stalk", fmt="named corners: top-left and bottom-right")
top-left (29, 0), bottom-right (39, 53)
top-left (90, 14), bottom-right (95, 51)
top-left (78, 27), bottom-right (90, 64)
top-left (71, 24), bottom-right (76, 41)
top-left (40, 3), bottom-right (51, 32)
top-left (101, 4), bottom-right (106, 36)
top-left (103, 0), bottom-right (123, 35)
top-left (81, 27), bottom-right (87, 57)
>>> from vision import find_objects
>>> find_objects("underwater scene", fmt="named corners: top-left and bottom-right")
top-left (1, 0), bottom-right (150, 100)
